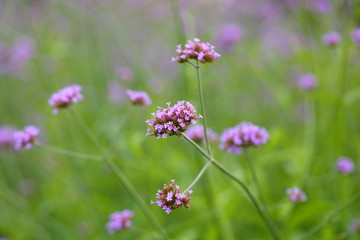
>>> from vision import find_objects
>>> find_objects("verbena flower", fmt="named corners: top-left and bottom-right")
top-left (106, 210), bottom-right (133, 234)
top-left (219, 122), bottom-right (269, 154)
top-left (351, 28), bottom-right (360, 46)
top-left (145, 101), bottom-right (202, 138)
top-left (336, 157), bottom-right (354, 175)
top-left (151, 179), bottom-right (192, 214)
top-left (171, 38), bottom-right (221, 64)
top-left (322, 31), bottom-right (341, 46)
top-left (185, 124), bottom-right (217, 144)
top-left (286, 187), bottom-right (307, 203)
top-left (0, 125), bottom-right (16, 149)
top-left (216, 24), bottom-right (243, 52)
top-left (116, 67), bottom-right (133, 81)
top-left (296, 73), bottom-right (317, 90)
top-left (14, 126), bottom-right (39, 151)
top-left (126, 89), bottom-right (151, 106)
top-left (48, 84), bottom-right (83, 114)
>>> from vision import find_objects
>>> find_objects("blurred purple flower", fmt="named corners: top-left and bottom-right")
top-left (297, 73), bottom-right (317, 90)
top-left (219, 122), bottom-right (269, 154)
top-left (352, 219), bottom-right (360, 234)
top-left (286, 187), bottom-right (307, 203)
top-left (336, 157), bottom-right (354, 175)
top-left (146, 101), bottom-right (202, 139)
top-left (106, 210), bottom-right (133, 234)
top-left (126, 89), bottom-right (151, 106)
top-left (10, 36), bottom-right (35, 71)
top-left (216, 23), bottom-right (243, 52)
top-left (172, 38), bottom-right (221, 64)
top-left (115, 67), bottom-right (133, 81)
top-left (151, 179), bottom-right (192, 214)
top-left (185, 124), bottom-right (217, 144)
top-left (48, 84), bottom-right (83, 114)
top-left (309, 0), bottom-right (331, 14)
top-left (14, 126), bottom-right (39, 151)
top-left (351, 28), bottom-right (360, 46)
top-left (322, 31), bottom-right (341, 46)
top-left (107, 81), bottom-right (125, 105)
top-left (0, 125), bottom-right (16, 149)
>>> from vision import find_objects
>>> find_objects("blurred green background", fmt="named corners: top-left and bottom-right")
top-left (1, 0), bottom-right (360, 239)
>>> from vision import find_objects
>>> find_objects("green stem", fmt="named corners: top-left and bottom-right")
top-left (195, 61), bottom-right (212, 158)
top-left (70, 110), bottom-right (168, 240)
top-left (35, 143), bottom-right (103, 161)
top-left (183, 161), bottom-right (211, 193)
top-left (182, 133), bottom-right (280, 240)
top-left (298, 191), bottom-right (360, 240)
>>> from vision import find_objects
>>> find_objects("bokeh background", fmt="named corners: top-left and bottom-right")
top-left (1, 0), bottom-right (360, 239)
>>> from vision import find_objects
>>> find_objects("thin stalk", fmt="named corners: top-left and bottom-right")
top-left (183, 161), bottom-right (211, 193)
top-left (182, 133), bottom-right (280, 240)
top-left (298, 191), bottom-right (360, 240)
top-left (195, 61), bottom-right (212, 157)
top-left (70, 110), bottom-right (168, 240)
top-left (35, 143), bottom-right (103, 161)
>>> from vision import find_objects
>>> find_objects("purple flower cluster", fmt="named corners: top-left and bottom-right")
top-left (322, 31), bottom-right (341, 46)
top-left (336, 157), bottom-right (354, 175)
top-left (286, 187), bottom-right (307, 203)
top-left (151, 179), bottom-right (192, 214)
top-left (14, 126), bottom-right (39, 151)
top-left (219, 122), bottom-right (269, 154)
top-left (216, 23), bottom-right (243, 52)
top-left (0, 125), bottom-right (16, 149)
top-left (106, 210), bottom-right (133, 234)
top-left (185, 124), bottom-right (217, 144)
top-left (351, 28), bottom-right (360, 46)
top-left (126, 89), bottom-right (152, 106)
top-left (172, 38), bottom-right (221, 64)
top-left (146, 101), bottom-right (202, 138)
top-left (297, 73), bottom-right (317, 90)
top-left (48, 84), bottom-right (83, 114)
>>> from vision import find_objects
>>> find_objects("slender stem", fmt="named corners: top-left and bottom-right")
top-left (195, 60), bottom-right (212, 157)
top-left (35, 143), bottom-right (103, 161)
top-left (182, 133), bottom-right (280, 240)
top-left (70, 110), bottom-right (168, 240)
top-left (298, 191), bottom-right (360, 240)
top-left (183, 161), bottom-right (211, 193)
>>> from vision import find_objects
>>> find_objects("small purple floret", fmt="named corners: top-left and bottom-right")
top-left (126, 89), bottom-right (152, 106)
top-left (185, 124), bottom-right (218, 144)
top-left (322, 31), bottom-right (341, 46)
top-left (297, 73), bottom-right (317, 90)
top-left (48, 84), bottom-right (83, 114)
top-left (106, 209), bottom-right (134, 234)
top-left (351, 28), bottom-right (360, 46)
top-left (14, 126), bottom-right (39, 151)
top-left (336, 157), bottom-right (354, 175)
top-left (286, 187), bottom-right (307, 203)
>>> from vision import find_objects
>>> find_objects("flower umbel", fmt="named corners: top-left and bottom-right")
top-left (14, 126), bottom-right (39, 151)
top-left (151, 179), bottom-right (192, 214)
top-left (48, 84), bottom-right (83, 114)
top-left (219, 121), bottom-right (269, 154)
top-left (146, 101), bottom-right (202, 138)
top-left (126, 89), bottom-right (152, 106)
top-left (106, 210), bottom-right (133, 234)
top-left (185, 124), bottom-right (218, 144)
top-left (322, 31), bottom-right (341, 46)
top-left (336, 157), bottom-right (354, 175)
top-left (286, 187), bottom-right (307, 203)
top-left (171, 38), bottom-right (221, 64)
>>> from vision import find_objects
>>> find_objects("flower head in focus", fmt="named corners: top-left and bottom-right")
top-left (172, 38), bottom-right (221, 64)
top-left (106, 210), bottom-right (133, 234)
top-left (336, 157), bottom-right (354, 175)
top-left (351, 28), bottom-right (360, 46)
top-left (296, 73), bottom-right (317, 90)
top-left (151, 179), bottom-right (192, 214)
top-left (185, 124), bottom-right (217, 144)
top-left (48, 84), bottom-right (83, 114)
top-left (14, 126), bottom-right (39, 151)
top-left (286, 187), bottom-right (307, 203)
top-left (322, 31), bottom-right (341, 46)
top-left (146, 101), bottom-right (202, 138)
top-left (126, 89), bottom-right (151, 106)
top-left (219, 122), bottom-right (269, 154)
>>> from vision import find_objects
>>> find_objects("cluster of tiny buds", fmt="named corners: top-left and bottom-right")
top-left (219, 121), bottom-right (269, 154)
top-left (126, 89), bottom-right (152, 106)
top-left (286, 187), bottom-right (307, 203)
top-left (146, 101), bottom-right (202, 139)
top-left (106, 210), bottom-right (133, 234)
top-left (14, 126), bottom-right (39, 151)
top-left (48, 84), bottom-right (83, 114)
top-left (151, 179), bottom-right (192, 214)
top-left (172, 38), bottom-right (221, 64)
